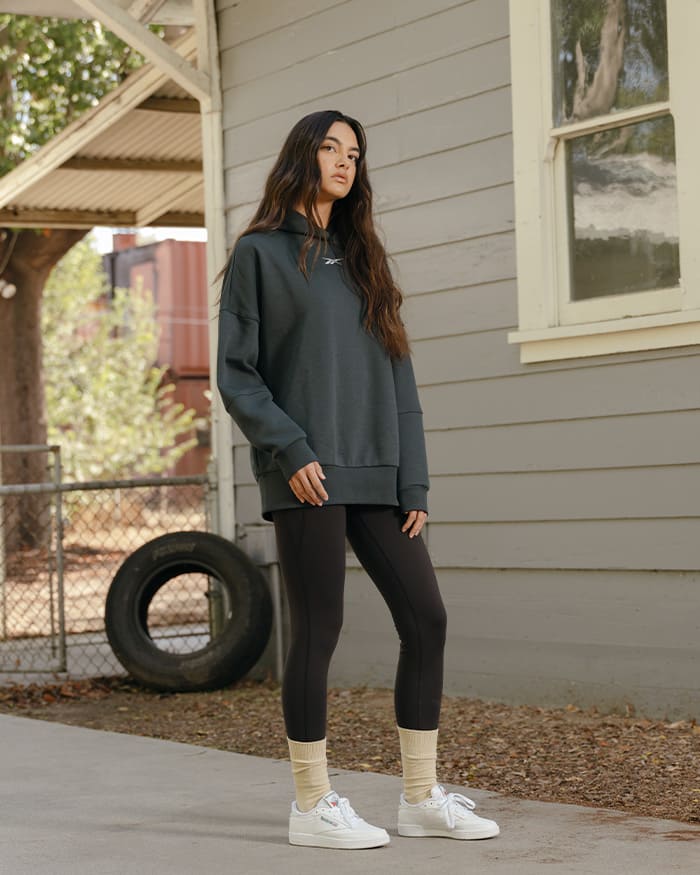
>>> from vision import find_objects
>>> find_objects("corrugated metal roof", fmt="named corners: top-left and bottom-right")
top-left (0, 30), bottom-right (204, 228)
top-left (20, 165), bottom-right (205, 214)
top-left (85, 104), bottom-right (201, 160)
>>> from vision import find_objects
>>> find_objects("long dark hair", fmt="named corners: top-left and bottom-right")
top-left (218, 110), bottom-right (411, 360)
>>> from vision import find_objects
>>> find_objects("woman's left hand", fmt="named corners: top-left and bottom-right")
top-left (401, 509), bottom-right (427, 538)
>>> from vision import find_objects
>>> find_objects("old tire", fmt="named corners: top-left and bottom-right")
top-left (104, 531), bottom-right (272, 692)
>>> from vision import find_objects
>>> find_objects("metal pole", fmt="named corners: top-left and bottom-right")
top-left (204, 460), bottom-right (226, 638)
top-left (0, 474), bottom-right (208, 497)
top-left (0, 449), bottom-right (6, 641)
top-left (205, 454), bottom-right (217, 534)
top-left (207, 578), bottom-right (224, 640)
top-left (53, 447), bottom-right (67, 672)
top-left (47, 452), bottom-right (57, 656)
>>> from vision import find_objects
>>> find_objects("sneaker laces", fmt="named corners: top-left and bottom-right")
top-left (435, 784), bottom-right (476, 830)
top-left (334, 795), bottom-right (362, 827)
top-left (322, 792), bottom-right (361, 828)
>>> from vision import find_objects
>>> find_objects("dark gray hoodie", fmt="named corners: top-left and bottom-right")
top-left (216, 209), bottom-right (429, 522)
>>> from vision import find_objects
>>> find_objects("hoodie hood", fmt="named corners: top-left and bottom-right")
top-left (280, 209), bottom-right (335, 241)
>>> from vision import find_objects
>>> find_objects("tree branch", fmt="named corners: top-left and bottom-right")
top-left (572, 0), bottom-right (626, 121)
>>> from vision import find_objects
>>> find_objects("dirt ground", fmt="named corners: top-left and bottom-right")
top-left (1, 676), bottom-right (698, 825)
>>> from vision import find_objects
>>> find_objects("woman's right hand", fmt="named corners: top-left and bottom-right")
top-left (289, 461), bottom-right (328, 506)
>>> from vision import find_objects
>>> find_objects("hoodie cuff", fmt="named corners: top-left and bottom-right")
top-left (276, 437), bottom-right (319, 482)
top-left (398, 486), bottom-right (428, 515)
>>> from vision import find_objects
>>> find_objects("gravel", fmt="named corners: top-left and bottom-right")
top-left (1, 676), bottom-right (698, 824)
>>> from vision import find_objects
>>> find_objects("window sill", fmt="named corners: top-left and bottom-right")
top-left (508, 309), bottom-right (700, 363)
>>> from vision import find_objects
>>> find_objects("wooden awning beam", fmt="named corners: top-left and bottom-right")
top-left (136, 96), bottom-right (200, 113)
top-left (0, 208), bottom-right (204, 229)
top-left (62, 157), bottom-right (203, 172)
top-left (128, 0), bottom-right (168, 23)
top-left (73, 0), bottom-right (211, 102)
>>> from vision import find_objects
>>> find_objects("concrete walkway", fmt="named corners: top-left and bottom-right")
top-left (0, 713), bottom-right (697, 874)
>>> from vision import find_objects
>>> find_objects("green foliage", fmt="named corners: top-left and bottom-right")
top-left (42, 238), bottom-right (198, 482)
top-left (0, 14), bottom-right (160, 176)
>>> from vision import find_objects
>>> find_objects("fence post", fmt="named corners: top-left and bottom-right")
top-left (205, 456), bottom-right (226, 637)
top-left (0, 450), bottom-right (6, 641)
top-left (52, 447), bottom-right (67, 672)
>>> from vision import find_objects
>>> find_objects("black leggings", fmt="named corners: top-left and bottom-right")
top-left (270, 503), bottom-right (447, 742)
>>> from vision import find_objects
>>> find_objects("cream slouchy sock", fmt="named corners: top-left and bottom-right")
top-left (397, 726), bottom-right (439, 804)
top-left (287, 737), bottom-right (332, 812)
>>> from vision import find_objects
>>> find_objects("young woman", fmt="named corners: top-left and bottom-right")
top-left (216, 110), bottom-right (499, 850)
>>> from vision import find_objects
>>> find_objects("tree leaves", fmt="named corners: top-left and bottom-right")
top-left (41, 237), bottom-right (199, 482)
top-left (0, 13), bottom-right (162, 177)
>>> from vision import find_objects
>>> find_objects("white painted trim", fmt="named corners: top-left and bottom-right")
top-left (509, 306), bottom-right (700, 341)
top-left (509, 308), bottom-right (700, 362)
top-left (666, 0), bottom-right (700, 312)
top-left (550, 101), bottom-right (671, 140)
top-left (73, 0), bottom-right (211, 102)
top-left (509, 0), bottom-right (555, 332)
top-left (559, 287), bottom-right (684, 326)
top-left (508, 0), bottom-right (699, 363)
top-left (194, 0), bottom-right (235, 541)
top-left (193, 0), bottom-right (221, 113)
top-left (510, 319), bottom-right (700, 363)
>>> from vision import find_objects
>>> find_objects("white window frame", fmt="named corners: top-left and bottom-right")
top-left (507, 0), bottom-right (700, 363)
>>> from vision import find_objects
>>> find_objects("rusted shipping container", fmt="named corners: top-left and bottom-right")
top-left (153, 240), bottom-right (209, 377)
top-left (170, 375), bottom-right (210, 477)
top-left (104, 236), bottom-right (210, 377)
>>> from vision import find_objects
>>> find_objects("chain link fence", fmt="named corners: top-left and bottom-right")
top-left (0, 445), bottom-right (211, 681)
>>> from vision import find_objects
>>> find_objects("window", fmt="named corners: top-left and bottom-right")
top-left (508, 0), bottom-right (700, 362)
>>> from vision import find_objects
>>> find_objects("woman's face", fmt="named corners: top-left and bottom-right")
top-left (316, 121), bottom-right (360, 203)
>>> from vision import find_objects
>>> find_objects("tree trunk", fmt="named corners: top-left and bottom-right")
top-left (0, 227), bottom-right (88, 550)
top-left (572, 0), bottom-right (626, 121)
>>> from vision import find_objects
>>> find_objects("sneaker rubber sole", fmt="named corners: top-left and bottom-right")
top-left (397, 822), bottom-right (500, 840)
top-left (289, 830), bottom-right (391, 849)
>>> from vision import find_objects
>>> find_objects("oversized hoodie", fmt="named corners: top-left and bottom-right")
top-left (216, 209), bottom-right (429, 522)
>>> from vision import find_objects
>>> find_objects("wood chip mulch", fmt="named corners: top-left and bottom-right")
top-left (1, 676), bottom-right (698, 824)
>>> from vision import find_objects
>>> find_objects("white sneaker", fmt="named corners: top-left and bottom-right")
top-left (289, 789), bottom-right (390, 849)
top-left (398, 784), bottom-right (500, 840)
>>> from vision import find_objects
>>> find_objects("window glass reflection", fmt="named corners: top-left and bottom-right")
top-left (552, 0), bottom-right (669, 125)
top-left (566, 115), bottom-right (680, 300)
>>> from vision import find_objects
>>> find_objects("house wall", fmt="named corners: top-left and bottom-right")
top-left (216, 0), bottom-right (700, 719)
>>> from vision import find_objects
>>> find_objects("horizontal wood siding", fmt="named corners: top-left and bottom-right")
top-left (220, 1), bottom-right (509, 127)
top-left (223, 36), bottom-right (511, 173)
top-left (217, 0), bottom-right (700, 716)
top-left (333, 568), bottom-right (700, 719)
